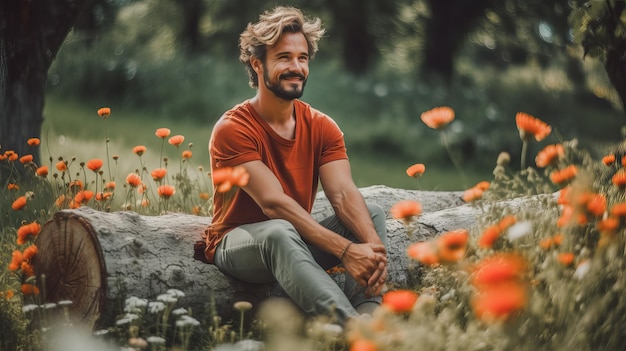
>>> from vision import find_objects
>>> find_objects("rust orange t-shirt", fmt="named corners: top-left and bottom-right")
top-left (204, 99), bottom-right (348, 263)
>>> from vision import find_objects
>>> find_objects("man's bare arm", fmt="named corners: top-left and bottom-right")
top-left (238, 160), bottom-right (379, 286)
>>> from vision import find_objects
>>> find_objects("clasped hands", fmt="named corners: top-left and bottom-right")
top-left (342, 242), bottom-right (388, 298)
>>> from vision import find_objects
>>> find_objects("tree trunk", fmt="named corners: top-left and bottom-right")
top-left (32, 185), bottom-right (551, 329)
top-left (0, 0), bottom-right (86, 181)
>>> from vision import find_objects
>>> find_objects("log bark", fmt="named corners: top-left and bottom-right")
top-left (32, 185), bottom-right (550, 329)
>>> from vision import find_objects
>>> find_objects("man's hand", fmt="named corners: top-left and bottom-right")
top-left (342, 243), bottom-right (387, 297)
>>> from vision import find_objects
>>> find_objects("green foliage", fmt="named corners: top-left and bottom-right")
top-left (569, 0), bottom-right (626, 60)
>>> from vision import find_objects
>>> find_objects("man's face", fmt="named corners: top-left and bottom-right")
top-left (260, 32), bottom-right (309, 100)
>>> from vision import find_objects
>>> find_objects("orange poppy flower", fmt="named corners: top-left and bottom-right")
top-left (420, 106), bottom-right (455, 129)
top-left (597, 217), bottom-right (619, 233)
top-left (56, 160), bottom-right (67, 172)
top-left (535, 144), bottom-right (564, 168)
top-left (602, 154), bottom-right (616, 166)
top-left (472, 253), bottom-right (527, 286)
top-left (349, 339), bottom-right (378, 351)
top-left (97, 107), bottom-right (111, 118)
top-left (17, 222), bottom-right (41, 245)
top-left (407, 242), bottom-right (439, 266)
top-left (155, 128), bottom-right (171, 139)
top-left (12, 196), bottom-right (27, 210)
top-left (8, 250), bottom-right (23, 271)
top-left (36, 165), bottom-right (48, 177)
top-left (182, 150), bottom-right (193, 159)
top-left (557, 252), bottom-right (575, 266)
top-left (612, 170), bottom-right (626, 188)
top-left (133, 145), bottom-right (147, 156)
top-left (406, 163), bottom-right (425, 178)
top-left (19, 154), bottom-right (33, 164)
top-left (381, 289), bottom-right (419, 313)
top-left (462, 186), bottom-right (484, 202)
top-left (475, 181), bottom-right (491, 191)
top-left (7, 183), bottom-right (19, 191)
top-left (21, 262), bottom-right (34, 277)
top-left (199, 192), bottom-right (210, 200)
top-left (212, 166), bottom-right (250, 192)
top-left (557, 204), bottom-right (588, 228)
top-left (151, 168), bottom-right (167, 181)
top-left (74, 190), bottom-right (94, 204)
top-left (552, 233), bottom-right (564, 245)
top-left (54, 194), bottom-right (67, 208)
top-left (27, 138), bottom-right (40, 146)
top-left (472, 281), bottom-right (527, 321)
top-left (622, 155), bottom-right (626, 167)
top-left (515, 112), bottom-right (551, 142)
top-left (126, 173), bottom-right (142, 187)
top-left (21, 283), bottom-right (40, 296)
top-left (86, 158), bottom-right (103, 172)
top-left (550, 165), bottom-right (577, 185)
top-left (390, 200), bottom-right (422, 222)
top-left (436, 229), bottom-right (469, 263)
top-left (478, 225), bottom-right (501, 249)
top-left (498, 215), bottom-right (517, 231)
top-left (69, 180), bottom-right (84, 192)
top-left (168, 135), bottom-right (185, 146)
top-left (557, 186), bottom-right (571, 205)
top-left (23, 245), bottom-right (38, 260)
top-left (157, 184), bottom-right (176, 198)
top-left (105, 181), bottom-right (116, 190)
top-left (96, 192), bottom-right (112, 201)
top-left (585, 193), bottom-right (606, 217)
top-left (539, 237), bottom-right (554, 250)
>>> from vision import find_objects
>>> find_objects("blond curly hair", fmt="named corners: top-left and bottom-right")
top-left (239, 6), bottom-right (325, 88)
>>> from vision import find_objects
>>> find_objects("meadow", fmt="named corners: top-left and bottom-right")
top-left (2, 98), bottom-right (626, 350)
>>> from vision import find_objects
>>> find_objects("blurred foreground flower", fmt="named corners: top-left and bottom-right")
top-left (381, 289), bottom-right (419, 313)
top-left (212, 166), bottom-right (250, 192)
top-left (420, 106), bottom-right (455, 129)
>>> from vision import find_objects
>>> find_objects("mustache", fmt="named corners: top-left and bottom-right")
top-left (280, 72), bottom-right (306, 80)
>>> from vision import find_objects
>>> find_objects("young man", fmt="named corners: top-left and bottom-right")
top-left (204, 6), bottom-right (387, 325)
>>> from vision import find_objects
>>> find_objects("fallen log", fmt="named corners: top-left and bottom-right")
top-left (31, 185), bottom-right (550, 329)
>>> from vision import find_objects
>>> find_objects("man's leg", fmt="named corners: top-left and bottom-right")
top-left (213, 219), bottom-right (359, 324)
top-left (311, 203), bottom-right (388, 311)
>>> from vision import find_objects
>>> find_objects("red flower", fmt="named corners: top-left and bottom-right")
top-left (390, 200), bottom-right (422, 223)
top-left (550, 165), bottom-right (577, 185)
top-left (36, 165), bottom-right (48, 177)
top-left (436, 229), bottom-right (469, 263)
top-left (602, 154), bottom-right (616, 165)
top-left (405, 163), bottom-right (425, 178)
top-left (17, 222), bottom-right (41, 245)
top-left (97, 107), bottom-right (111, 118)
top-left (12, 196), bottom-right (27, 211)
top-left (462, 186), bottom-right (484, 202)
top-left (157, 184), bottom-right (176, 198)
top-left (421, 106), bottom-right (455, 129)
top-left (126, 173), bottom-right (142, 187)
top-left (557, 252), bottom-right (575, 266)
top-left (535, 144), bottom-right (564, 168)
top-left (515, 112), bottom-right (551, 142)
top-left (133, 145), bottom-right (147, 156)
top-left (27, 138), bottom-right (40, 146)
top-left (182, 150), bottom-right (193, 159)
top-left (472, 253), bottom-right (527, 287)
top-left (155, 128), bottom-right (171, 139)
top-left (472, 282), bottom-right (527, 321)
top-left (382, 289), bottom-right (419, 313)
top-left (212, 166), bottom-right (250, 192)
top-left (19, 154), bottom-right (33, 164)
top-left (168, 135), bottom-right (185, 146)
top-left (56, 160), bottom-right (67, 172)
top-left (407, 242), bottom-right (439, 266)
top-left (86, 159), bottom-right (103, 172)
top-left (151, 168), bottom-right (168, 181)
top-left (7, 183), bottom-right (19, 191)
top-left (349, 339), bottom-right (377, 351)
top-left (612, 170), bottom-right (626, 188)
top-left (478, 225), bottom-right (501, 249)
top-left (21, 283), bottom-right (40, 295)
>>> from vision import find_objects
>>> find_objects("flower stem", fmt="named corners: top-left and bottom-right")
top-left (440, 130), bottom-right (467, 187)
top-left (520, 139), bottom-right (528, 170)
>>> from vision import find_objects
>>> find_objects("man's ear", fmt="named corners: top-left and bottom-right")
top-left (250, 57), bottom-right (262, 73)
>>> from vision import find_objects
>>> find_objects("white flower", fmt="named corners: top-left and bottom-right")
top-left (172, 308), bottom-right (188, 316)
top-left (148, 301), bottom-right (165, 314)
top-left (22, 304), bottom-right (38, 313)
top-left (147, 336), bottom-right (166, 344)
top-left (177, 315), bottom-right (200, 327)
top-left (42, 303), bottom-right (57, 310)
top-left (507, 221), bottom-right (533, 241)
top-left (156, 294), bottom-right (177, 304)
top-left (58, 300), bottom-right (73, 306)
top-left (167, 289), bottom-right (185, 298)
top-left (124, 296), bottom-right (148, 313)
top-left (574, 260), bottom-right (591, 280)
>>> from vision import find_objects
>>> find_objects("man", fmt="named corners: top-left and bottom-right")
top-left (204, 6), bottom-right (387, 325)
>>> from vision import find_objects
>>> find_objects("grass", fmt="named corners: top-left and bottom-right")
top-left (3, 100), bottom-right (626, 349)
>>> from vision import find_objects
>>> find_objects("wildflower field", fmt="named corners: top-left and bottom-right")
top-left (1, 105), bottom-right (626, 351)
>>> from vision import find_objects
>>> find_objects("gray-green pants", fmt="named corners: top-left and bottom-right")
top-left (214, 203), bottom-right (387, 325)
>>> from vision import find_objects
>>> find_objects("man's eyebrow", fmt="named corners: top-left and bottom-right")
top-left (273, 51), bottom-right (309, 57)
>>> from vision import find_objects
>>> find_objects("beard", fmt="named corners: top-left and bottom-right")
top-left (263, 65), bottom-right (307, 100)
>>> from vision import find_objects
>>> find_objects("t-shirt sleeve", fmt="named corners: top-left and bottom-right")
top-left (319, 115), bottom-right (348, 165)
top-left (210, 118), bottom-right (261, 168)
